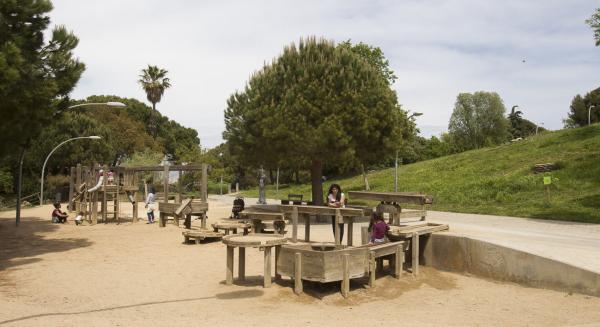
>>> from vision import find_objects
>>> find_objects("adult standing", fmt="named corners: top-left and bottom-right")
top-left (326, 183), bottom-right (345, 241)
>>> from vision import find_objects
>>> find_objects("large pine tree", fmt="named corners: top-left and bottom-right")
top-left (224, 37), bottom-right (413, 204)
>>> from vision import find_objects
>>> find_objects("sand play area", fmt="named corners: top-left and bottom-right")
top-left (1, 198), bottom-right (600, 327)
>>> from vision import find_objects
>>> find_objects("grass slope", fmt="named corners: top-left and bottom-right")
top-left (241, 124), bottom-right (600, 223)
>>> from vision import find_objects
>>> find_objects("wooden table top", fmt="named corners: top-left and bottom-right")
top-left (222, 233), bottom-right (287, 247)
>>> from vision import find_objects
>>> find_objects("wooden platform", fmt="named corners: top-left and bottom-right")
top-left (182, 228), bottom-right (224, 244)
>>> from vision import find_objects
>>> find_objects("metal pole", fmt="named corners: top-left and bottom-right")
top-left (220, 174), bottom-right (223, 195)
top-left (589, 105), bottom-right (595, 126)
top-left (40, 136), bottom-right (101, 205)
top-left (16, 147), bottom-right (25, 226)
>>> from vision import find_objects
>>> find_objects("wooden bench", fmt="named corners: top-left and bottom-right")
top-left (358, 241), bottom-right (406, 287)
top-left (182, 228), bottom-right (224, 244)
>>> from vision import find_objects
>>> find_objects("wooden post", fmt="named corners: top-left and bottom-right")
top-left (275, 245), bottom-right (281, 279)
top-left (395, 245), bottom-right (404, 278)
top-left (291, 206), bottom-right (298, 243)
top-left (68, 167), bottom-right (75, 211)
top-left (361, 226), bottom-right (369, 245)
top-left (294, 252), bottom-right (302, 294)
top-left (201, 163), bottom-right (208, 202)
top-left (421, 204), bottom-right (426, 221)
top-left (304, 214), bottom-right (310, 242)
top-left (334, 209), bottom-right (342, 245)
top-left (412, 233), bottom-right (419, 276)
top-left (238, 247), bottom-right (245, 280)
top-left (341, 253), bottom-right (350, 298)
top-left (102, 165), bottom-right (108, 223)
top-left (163, 165), bottom-right (169, 203)
top-left (226, 246), bottom-right (234, 285)
top-left (91, 190), bottom-right (98, 225)
top-left (264, 246), bottom-right (272, 288)
top-left (177, 170), bottom-right (182, 203)
top-left (347, 220), bottom-right (353, 246)
top-left (201, 216), bottom-right (206, 229)
top-left (369, 251), bottom-right (376, 287)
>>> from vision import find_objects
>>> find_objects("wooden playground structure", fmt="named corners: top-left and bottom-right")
top-left (220, 191), bottom-right (448, 297)
top-left (68, 163), bottom-right (210, 225)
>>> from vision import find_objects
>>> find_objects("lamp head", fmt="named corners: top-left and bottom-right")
top-left (106, 102), bottom-right (126, 108)
top-left (88, 136), bottom-right (102, 140)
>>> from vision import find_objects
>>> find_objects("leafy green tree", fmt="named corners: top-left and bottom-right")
top-left (565, 88), bottom-right (600, 127)
top-left (586, 8), bottom-right (600, 46)
top-left (448, 91), bottom-right (510, 151)
top-left (507, 106), bottom-right (539, 139)
top-left (0, 1), bottom-right (85, 155)
top-left (224, 37), bottom-right (413, 204)
top-left (138, 65), bottom-right (171, 136)
top-left (0, 0), bottom-right (84, 223)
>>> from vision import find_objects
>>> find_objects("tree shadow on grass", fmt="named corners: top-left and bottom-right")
top-left (0, 289), bottom-right (263, 325)
top-left (0, 217), bottom-right (92, 271)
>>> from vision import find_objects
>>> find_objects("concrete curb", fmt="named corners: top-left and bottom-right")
top-left (423, 233), bottom-right (600, 297)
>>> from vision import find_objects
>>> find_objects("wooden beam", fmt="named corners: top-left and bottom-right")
top-left (294, 252), bottom-right (302, 294)
top-left (348, 191), bottom-right (433, 205)
top-left (201, 163), bottom-right (208, 202)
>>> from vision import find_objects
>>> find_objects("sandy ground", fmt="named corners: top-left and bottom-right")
top-left (1, 198), bottom-right (600, 327)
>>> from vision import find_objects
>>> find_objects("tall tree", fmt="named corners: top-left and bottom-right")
top-left (508, 106), bottom-right (539, 139)
top-left (565, 87), bottom-right (600, 127)
top-left (138, 65), bottom-right (171, 136)
top-left (448, 91), bottom-right (510, 151)
top-left (0, 0), bottom-right (85, 156)
top-left (0, 0), bottom-right (84, 224)
top-left (224, 37), bottom-right (413, 204)
top-left (586, 8), bottom-right (600, 46)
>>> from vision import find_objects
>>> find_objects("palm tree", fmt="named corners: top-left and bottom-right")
top-left (138, 65), bottom-right (171, 136)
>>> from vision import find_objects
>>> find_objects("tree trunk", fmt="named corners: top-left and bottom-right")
top-left (361, 164), bottom-right (370, 191)
top-left (294, 170), bottom-right (300, 184)
top-left (310, 160), bottom-right (324, 206)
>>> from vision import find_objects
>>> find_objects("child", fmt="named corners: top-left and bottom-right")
top-left (51, 202), bottom-right (69, 224)
top-left (370, 212), bottom-right (389, 244)
top-left (107, 169), bottom-right (115, 185)
top-left (75, 211), bottom-right (84, 226)
top-left (145, 186), bottom-right (156, 223)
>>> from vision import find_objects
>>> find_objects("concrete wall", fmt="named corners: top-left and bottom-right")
top-left (422, 233), bottom-right (600, 297)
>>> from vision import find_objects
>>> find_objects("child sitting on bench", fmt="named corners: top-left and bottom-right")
top-left (52, 202), bottom-right (69, 224)
top-left (370, 212), bottom-right (389, 244)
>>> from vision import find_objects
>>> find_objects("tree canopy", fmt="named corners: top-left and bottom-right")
top-left (448, 91), bottom-right (509, 151)
top-left (224, 37), bottom-right (414, 204)
top-left (564, 87), bottom-right (600, 127)
top-left (586, 8), bottom-right (600, 46)
top-left (0, 0), bottom-right (85, 156)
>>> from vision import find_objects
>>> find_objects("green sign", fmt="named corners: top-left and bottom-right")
top-left (543, 176), bottom-right (552, 185)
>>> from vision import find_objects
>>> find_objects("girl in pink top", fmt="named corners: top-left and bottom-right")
top-left (327, 183), bottom-right (345, 241)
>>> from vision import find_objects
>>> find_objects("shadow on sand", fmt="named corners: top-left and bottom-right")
top-left (0, 289), bottom-right (263, 325)
top-left (0, 217), bottom-right (92, 271)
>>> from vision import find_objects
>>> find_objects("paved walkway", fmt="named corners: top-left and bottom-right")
top-left (211, 194), bottom-right (600, 274)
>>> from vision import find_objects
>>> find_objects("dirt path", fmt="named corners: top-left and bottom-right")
top-left (1, 201), bottom-right (599, 326)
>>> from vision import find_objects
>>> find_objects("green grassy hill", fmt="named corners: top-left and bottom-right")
top-left (241, 124), bottom-right (600, 223)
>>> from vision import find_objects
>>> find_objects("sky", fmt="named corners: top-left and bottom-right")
top-left (49, 0), bottom-right (600, 148)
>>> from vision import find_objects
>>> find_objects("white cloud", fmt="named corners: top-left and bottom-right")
top-left (49, 0), bottom-right (600, 146)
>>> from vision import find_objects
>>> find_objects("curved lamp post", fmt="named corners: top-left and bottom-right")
top-left (40, 136), bottom-right (102, 205)
top-left (589, 105), bottom-right (596, 126)
top-left (16, 101), bottom-right (125, 226)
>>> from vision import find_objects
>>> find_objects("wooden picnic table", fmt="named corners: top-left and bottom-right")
top-left (237, 211), bottom-right (286, 234)
top-left (348, 191), bottom-right (433, 224)
top-left (222, 233), bottom-right (287, 288)
top-left (279, 205), bottom-right (364, 246)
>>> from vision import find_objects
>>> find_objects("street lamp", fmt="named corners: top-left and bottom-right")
top-left (589, 105), bottom-right (596, 125)
top-left (15, 101), bottom-right (124, 227)
top-left (40, 136), bottom-right (102, 205)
